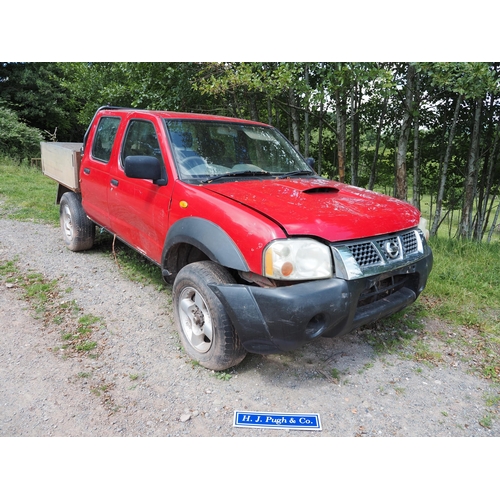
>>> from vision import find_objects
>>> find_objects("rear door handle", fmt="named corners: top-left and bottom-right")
top-left (83, 168), bottom-right (90, 174)
top-left (111, 179), bottom-right (119, 187)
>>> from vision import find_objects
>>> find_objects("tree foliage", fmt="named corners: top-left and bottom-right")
top-left (1, 61), bottom-right (500, 241)
top-left (0, 62), bottom-right (83, 141)
top-left (0, 105), bottom-right (43, 159)
top-left (56, 62), bottom-right (205, 126)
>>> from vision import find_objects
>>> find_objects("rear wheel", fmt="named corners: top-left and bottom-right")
top-left (173, 261), bottom-right (246, 370)
top-left (59, 192), bottom-right (95, 251)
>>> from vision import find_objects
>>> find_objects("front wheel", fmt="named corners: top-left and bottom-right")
top-left (59, 192), bottom-right (95, 251)
top-left (173, 261), bottom-right (246, 370)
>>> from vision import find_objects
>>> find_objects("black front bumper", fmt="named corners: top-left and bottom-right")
top-left (210, 250), bottom-right (433, 354)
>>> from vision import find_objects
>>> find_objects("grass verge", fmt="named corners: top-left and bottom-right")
top-left (0, 258), bottom-right (105, 359)
top-left (0, 160), bottom-right (59, 225)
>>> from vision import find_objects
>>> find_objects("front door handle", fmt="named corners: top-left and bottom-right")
top-left (83, 168), bottom-right (90, 174)
top-left (111, 179), bottom-right (119, 187)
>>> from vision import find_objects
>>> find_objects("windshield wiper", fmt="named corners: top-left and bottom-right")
top-left (201, 170), bottom-right (272, 184)
top-left (276, 170), bottom-right (316, 179)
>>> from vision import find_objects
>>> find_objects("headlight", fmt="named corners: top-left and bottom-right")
top-left (263, 239), bottom-right (333, 280)
top-left (418, 217), bottom-right (430, 240)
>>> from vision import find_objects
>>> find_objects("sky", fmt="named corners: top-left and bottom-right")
top-left (3, 1), bottom-right (498, 62)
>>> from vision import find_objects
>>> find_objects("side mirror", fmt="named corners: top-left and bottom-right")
top-left (305, 157), bottom-right (315, 169)
top-left (124, 156), bottom-right (166, 185)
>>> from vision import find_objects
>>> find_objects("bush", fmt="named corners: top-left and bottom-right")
top-left (0, 106), bottom-right (43, 160)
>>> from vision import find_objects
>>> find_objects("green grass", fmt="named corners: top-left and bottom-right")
top-left (425, 237), bottom-right (500, 330)
top-left (5, 269), bottom-right (60, 317)
top-left (77, 314), bottom-right (102, 335)
top-left (412, 339), bottom-right (443, 365)
top-left (479, 412), bottom-right (494, 429)
top-left (0, 160), bottom-right (59, 224)
top-left (75, 340), bottom-right (98, 352)
top-left (0, 259), bottom-right (19, 280)
top-left (214, 370), bottom-right (232, 381)
top-left (484, 389), bottom-right (500, 408)
top-left (101, 236), bottom-right (168, 290)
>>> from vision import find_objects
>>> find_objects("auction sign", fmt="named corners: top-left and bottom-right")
top-left (233, 411), bottom-right (321, 430)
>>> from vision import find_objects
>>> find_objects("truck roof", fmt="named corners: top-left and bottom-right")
top-left (95, 106), bottom-right (268, 126)
top-left (83, 106), bottom-right (270, 151)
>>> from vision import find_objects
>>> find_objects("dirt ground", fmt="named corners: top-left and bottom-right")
top-left (1, 218), bottom-right (499, 438)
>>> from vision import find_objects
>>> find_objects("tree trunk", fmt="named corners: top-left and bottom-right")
top-left (395, 63), bottom-right (416, 201)
top-left (317, 92), bottom-right (324, 176)
top-left (289, 87), bottom-right (300, 152)
top-left (475, 109), bottom-right (498, 240)
top-left (412, 73), bottom-right (421, 209)
top-left (231, 92), bottom-right (240, 118)
top-left (368, 95), bottom-right (388, 191)
top-left (430, 94), bottom-right (463, 237)
top-left (483, 189), bottom-right (498, 241)
top-left (304, 64), bottom-right (310, 158)
top-left (335, 89), bottom-right (347, 183)
top-left (487, 197), bottom-right (500, 243)
top-left (267, 97), bottom-right (272, 125)
top-left (249, 94), bottom-right (259, 122)
top-left (350, 83), bottom-right (360, 186)
top-left (458, 97), bottom-right (482, 239)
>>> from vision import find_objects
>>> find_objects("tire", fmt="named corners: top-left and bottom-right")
top-left (59, 192), bottom-right (95, 251)
top-left (173, 261), bottom-right (247, 370)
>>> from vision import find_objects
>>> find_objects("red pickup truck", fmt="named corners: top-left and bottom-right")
top-left (41, 106), bottom-right (433, 370)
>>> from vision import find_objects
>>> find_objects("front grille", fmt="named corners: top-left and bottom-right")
top-left (347, 230), bottom-right (420, 270)
top-left (347, 242), bottom-right (381, 267)
top-left (331, 228), bottom-right (426, 280)
top-left (401, 231), bottom-right (418, 254)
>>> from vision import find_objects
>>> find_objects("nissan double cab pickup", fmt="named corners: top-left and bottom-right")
top-left (41, 106), bottom-right (433, 370)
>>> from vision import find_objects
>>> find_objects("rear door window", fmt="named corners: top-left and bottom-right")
top-left (92, 116), bottom-right (121, 163)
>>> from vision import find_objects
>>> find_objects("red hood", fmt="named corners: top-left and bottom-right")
top-left (202, 177), bottom-right (420, 242)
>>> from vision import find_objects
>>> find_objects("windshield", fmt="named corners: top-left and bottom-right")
top-left (165, 119), bottom-right (313, 182)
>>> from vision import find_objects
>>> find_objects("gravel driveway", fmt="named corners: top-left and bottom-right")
top-left (1, 218), bottom-right (498, 437)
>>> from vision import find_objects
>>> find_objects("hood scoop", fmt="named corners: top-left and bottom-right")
top-left (303, 186), bottom-right (339, 195)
